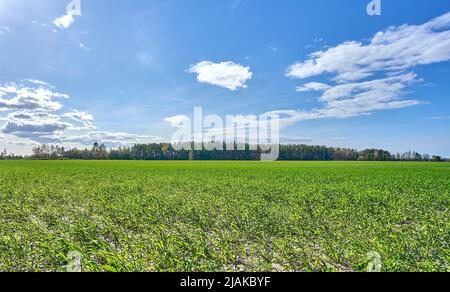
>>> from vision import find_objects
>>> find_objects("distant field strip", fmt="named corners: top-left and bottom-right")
top-left (0, 161), bottom-right (448, 272)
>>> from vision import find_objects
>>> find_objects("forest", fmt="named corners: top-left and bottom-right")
top-left (11, 142), bottom-right (446, 162)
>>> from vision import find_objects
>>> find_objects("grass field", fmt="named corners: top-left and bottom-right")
top-left (0, 160), bottom-right (448, 272)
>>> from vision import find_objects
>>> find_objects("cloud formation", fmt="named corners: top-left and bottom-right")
top-left (54, 13), bottom-right (76, 29)
top-left (0, 83), bottom-right (67, 111)
top-left (188, 61), bottom-right (253, 91)
top-left (53, 0), bottom-right (81, 29)
top-left (63, 110), bottom-right (95, 129)
top-left (2, 111), bottom-right (72, 141)
top-left (268, 73), bottom-right (422, 127)
top-left (61, 131), bottom-right (164, 147)
top-left (278, 13), bottom-right (450, 124)
top-left (287, 12), bottom-right (450, 82)
top-left (296, 82), bottom-right (331, 92)
top-left (0, 81), bottom-right (163, 149)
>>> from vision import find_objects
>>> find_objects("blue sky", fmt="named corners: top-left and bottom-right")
top-left (0, 0), bottom-right (449, 156)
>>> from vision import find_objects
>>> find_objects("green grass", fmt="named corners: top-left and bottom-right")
top-left (0, 160), bottom-right (448, 272)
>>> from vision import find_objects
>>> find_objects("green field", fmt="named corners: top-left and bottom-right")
top-left (0, 161), bottom-right (448, 272)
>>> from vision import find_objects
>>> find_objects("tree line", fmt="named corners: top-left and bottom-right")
top-left (0, 148), bottom-right (23, 160)
top-left (21, 142), bottom-right (447, 162)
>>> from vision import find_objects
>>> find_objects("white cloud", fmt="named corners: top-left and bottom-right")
top-left (277, 13), bottom-right (450, 124)
top-left (63, 110), bottom-right (95, 129)
top-left (1, 109), bottom-right (163, 147)
top-left (268, 73), bottom-right (422, 126)
top-left (188, 61), bottom-right (253, 91)
top-left (2, 120), bottom-right (163, 147)
top-left (0, 81), bottom-right (163, 149)
top-left (61, 131), bottom-right (164, 147)
top-left (27, 79), bottom-right (52, 87)
top-left (2, 111), bottom-right (72, 140)
top-left (54, 13), bottom-right (75, 29)
top-left (319, 73), bottom-right (418, 103)
top-left (0, 82), bottom-right (67, 111)
top-left (53, 1), bottom-right (82, 30)
top-left (296, 82), bottom-right (331, 92)
top-left (286, 12), bottom-right (450, 82)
